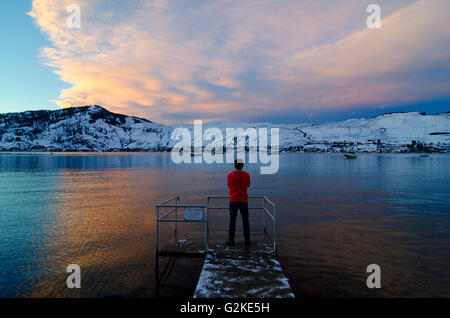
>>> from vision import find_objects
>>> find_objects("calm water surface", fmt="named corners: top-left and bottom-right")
top-left (0, 153), bottom-right (449, 297)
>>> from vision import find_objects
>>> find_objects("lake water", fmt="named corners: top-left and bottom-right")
top-left (0, 152), bottom-right (449, 297)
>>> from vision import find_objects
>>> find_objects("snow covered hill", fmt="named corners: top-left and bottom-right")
top-left (0, 105), bottom-right (449, 153)
top-left (0, 106), bottom-right (171, 152)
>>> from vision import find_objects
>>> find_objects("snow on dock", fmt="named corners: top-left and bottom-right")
top-left (194, 243), bottom-right (295, 298)
top-left (158, 239), bottom-right (206, 256)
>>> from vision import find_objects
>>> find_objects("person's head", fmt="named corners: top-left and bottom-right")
top-left (234, 159), bottom-right (244, 170)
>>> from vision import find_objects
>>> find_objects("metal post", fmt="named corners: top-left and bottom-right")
top-left (205, 198), bottom-right (209, 254)
top-left (263, 198), bottom-right (267, 234)
top-left (174, 197), bottom-right (178, 237)
top-left (154, 255), bottom-right (160, 297)
top-left (155, 205), bottom-right (159, 256)
top-left (273, 205), bottom-right (277, 255)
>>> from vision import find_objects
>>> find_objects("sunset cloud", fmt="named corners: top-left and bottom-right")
top-left (29, 0), bottom-right (450, 123)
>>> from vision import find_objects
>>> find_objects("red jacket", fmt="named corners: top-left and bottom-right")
top-left (227, 170), bottom-right (251, 202)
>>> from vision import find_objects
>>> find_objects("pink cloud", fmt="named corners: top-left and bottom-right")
top-left (29, 0), bottom-right (450, 123)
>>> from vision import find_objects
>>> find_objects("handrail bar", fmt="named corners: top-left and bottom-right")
top-left (158, 205), bottom-right (208, 209)
top-left (264, 207), bottom-right (275, 221)
top-left (207, 206), bottom-right (264, 210)
top-left (157, 219), bottom-right (207, 223)
top-left (263, 196), bottom-right (276, 208)
top-left (207, 195), bottom-right (267, 199)
top-left (158, 208), bottom-right (178, 220)
top-left (157, 196), bottom-right (179, 207)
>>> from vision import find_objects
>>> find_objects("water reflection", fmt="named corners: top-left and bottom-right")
top-left (0, 153), bottom-right (449, 297)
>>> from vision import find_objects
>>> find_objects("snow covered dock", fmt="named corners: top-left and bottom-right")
top-left (194, 243), bottom-right (295, 298)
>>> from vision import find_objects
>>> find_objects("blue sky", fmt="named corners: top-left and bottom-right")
top-left (1, 0), bottom-right (449, 124)
top-left (0, 1), bottom-right (63, 113)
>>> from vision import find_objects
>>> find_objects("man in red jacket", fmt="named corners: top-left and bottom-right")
top-left (227, 159), bottom-right (251, 247)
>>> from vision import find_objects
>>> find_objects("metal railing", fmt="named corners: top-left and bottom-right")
top-left (155, 196), bottom-right (208, 255)
top-left (207, 196), bottom-right (277, 254)
top-left (155, 196), bottom-right (277, 255)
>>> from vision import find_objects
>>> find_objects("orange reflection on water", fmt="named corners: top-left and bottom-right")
top-left (26, 168), bottom-right (168, 297)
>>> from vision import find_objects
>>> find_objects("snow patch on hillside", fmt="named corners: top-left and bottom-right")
top-left (0, 106), bottom-right (448, 153)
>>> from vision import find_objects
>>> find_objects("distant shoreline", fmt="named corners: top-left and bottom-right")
top-left (1, 150), bottom-right (448, 154)
top-left (1, 106), bottom-right (449, 153)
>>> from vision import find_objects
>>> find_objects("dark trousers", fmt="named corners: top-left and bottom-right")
top-left (228, 201), bottom-right (250, 242)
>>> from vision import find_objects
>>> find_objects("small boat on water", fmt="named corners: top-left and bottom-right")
top-left (344, 125), bottom-right (357, 159)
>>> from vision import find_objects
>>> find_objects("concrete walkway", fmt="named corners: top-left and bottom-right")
top-left (194, 242), bottom-right (295, 298)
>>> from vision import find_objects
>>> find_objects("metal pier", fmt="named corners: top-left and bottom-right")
top-left (155, 196), bottom-right (294, 298)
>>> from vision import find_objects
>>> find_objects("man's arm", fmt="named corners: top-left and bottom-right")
top-left (247, 174), bottom-right (251, 188)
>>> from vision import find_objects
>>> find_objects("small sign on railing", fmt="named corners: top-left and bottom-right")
top-left (184, 207), bottom-right (204, 221)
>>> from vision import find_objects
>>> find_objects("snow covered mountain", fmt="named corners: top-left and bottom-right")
top-left (0, 105), bottom-right (449, 153)
top-left (0, 106), bottom-right (171, 152)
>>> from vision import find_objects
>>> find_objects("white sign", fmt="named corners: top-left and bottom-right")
top-left (184, 207), bottom-right (204, 221)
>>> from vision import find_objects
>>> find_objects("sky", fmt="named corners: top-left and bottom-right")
top-left (0, 0), bottom-right (449, 124)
